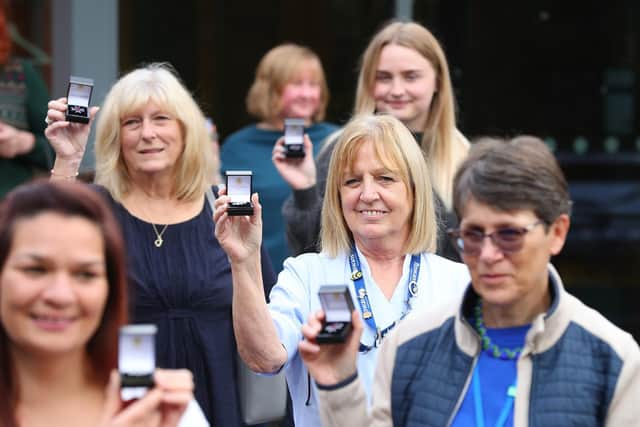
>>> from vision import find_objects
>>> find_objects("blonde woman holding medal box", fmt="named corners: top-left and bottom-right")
top-left (301, 137), bottom-right (640, 427)
top-left (278, 21), bottom-right (469, 260)
top-left (215, 114), bottom-right (470, 427)
top-left (44, 64), bottom-right (276, 426)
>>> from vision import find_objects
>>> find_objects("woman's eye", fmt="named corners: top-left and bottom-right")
top-left (344, 178), bottom-right (359, 186)
top-left (75, 270), bottom-right (102, 281)
top-left (379, 175), bottom-right (394, 182)
top-left (461, 229), bottom-right (484, 242)
top-left (122, 118), bottom-right (140, 127)
top-left (21, 265), bottom-right (46, 275)
top-left (496, 228), bottom-right (524, 241)
top-left (404, 72), bottom-right (420, 81)
top-left (375, 73), bottom-right (391, 82)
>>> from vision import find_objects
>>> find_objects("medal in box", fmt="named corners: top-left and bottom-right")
top-left (283, 118), bottom-right (305, 158)
top-left (119, 324), bottom-right (157, 400)
top-left (225, 170), bottom-right (254, 216)
top-left (66, 76), bottom-right (94, 124)
top-left (317, 285), bottom-right (355, 344)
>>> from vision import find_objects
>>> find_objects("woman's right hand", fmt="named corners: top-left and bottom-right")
top-left (213, 188), bottom-right (263, 264)
top-left (298, 310), bottom-right (363, 387)
top-left (45, 97), bottom-right (99, 161)
top-left (100, 369), bottom-right (194, 427)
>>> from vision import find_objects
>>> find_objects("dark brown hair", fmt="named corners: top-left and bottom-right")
top-left (0, 180), bottom-right (128, 426)
top-left (453, 136), bottom-right (571, 224)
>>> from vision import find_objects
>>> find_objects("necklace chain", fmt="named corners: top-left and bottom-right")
top-left (474, 299), bottom-right (523, 360)
top-left (151, 223), bottom-right (169, 247)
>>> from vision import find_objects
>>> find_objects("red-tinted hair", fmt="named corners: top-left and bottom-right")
top-left (0, 0), bottom-right (12, 64)
top-left (0, 180), bottom-right (128, 426)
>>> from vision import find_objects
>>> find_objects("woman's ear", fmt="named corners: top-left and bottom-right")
top-left (549, 213), bottom-right (570, 256)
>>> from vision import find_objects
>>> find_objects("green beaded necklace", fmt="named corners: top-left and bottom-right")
top-left (474, 299), bottom-right (523, 360)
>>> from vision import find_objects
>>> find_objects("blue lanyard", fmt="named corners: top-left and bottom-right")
top-left (349, 247), bottom-right (421, 348)
top-left (472, 366), bottom-right (516, 427)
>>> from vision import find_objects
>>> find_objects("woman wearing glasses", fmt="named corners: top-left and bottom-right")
top-left (214, 114), bottom-right (469, 427)
top-left (302, 136), bottom-right (640, 427)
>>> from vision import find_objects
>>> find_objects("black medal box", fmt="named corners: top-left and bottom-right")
top-left (284, 118), bottom-right (305, 158)
top-left (317, 284), bottom-right (355, 344)
top-left (119, 324), bottom-right (157, 400)
top-left (66, 76), bottom-right (94, 124)
top-left (226, 170), bottom-right (254, 216)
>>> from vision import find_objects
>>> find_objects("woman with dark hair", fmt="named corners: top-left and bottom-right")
top-left (0, 180), bottom-right (193, 427)
top-left (301, 136), bottom-right (640, 427)
top-left (0, 1), bottom-right (52, 198)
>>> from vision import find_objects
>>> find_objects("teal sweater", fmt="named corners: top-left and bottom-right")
top-left (221, 122), bottom-right (338, 271)
top-left (0, 59), bottom-right (52, 198)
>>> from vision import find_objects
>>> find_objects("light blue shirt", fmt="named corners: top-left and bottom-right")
top-left (267, 248), bottom-right (470, 427)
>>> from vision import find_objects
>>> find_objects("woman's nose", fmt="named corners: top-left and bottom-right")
top-left (390, 77), bottom-right (404, 96)
top-left (42, 273), bottom-right (75, 306)
top-left (359, 180), bottom-right (380, 202)
top-left (141, 120), bottom-right (156, 139)
top-left (478, 237), bottom-right (504, 263)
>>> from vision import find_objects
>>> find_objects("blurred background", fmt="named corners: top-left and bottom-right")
top-left (15, 0), bottom-right (640, 339)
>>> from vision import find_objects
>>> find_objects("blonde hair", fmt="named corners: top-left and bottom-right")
top-left (246, 43), bottom-right (329, 123)
top-left (320, 114), bottom-right (437, 257)
top-left (354, 21), bottom-right (469, 209)
top-left (94, 63), bottom-right (214, 202)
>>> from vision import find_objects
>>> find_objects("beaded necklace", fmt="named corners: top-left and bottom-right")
top-left (474, 300), bottom-right (523, 360)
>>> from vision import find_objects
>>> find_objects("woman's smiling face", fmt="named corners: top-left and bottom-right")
top-left (0, 212), bottom-right (108, 359)
top-left (340, 140), bottom-right (413, 249)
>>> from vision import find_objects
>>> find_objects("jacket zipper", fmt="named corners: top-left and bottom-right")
top-left (445, 317), bottom-right (481, 427)
top-left (445, 354), bottom-right (478, 427)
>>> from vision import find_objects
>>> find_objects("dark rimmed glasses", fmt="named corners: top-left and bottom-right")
top-left (447, 220), bottom-right (547, 256)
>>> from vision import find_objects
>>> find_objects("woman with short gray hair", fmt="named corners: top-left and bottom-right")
top-left (302, 136), bottom-right (640, 427)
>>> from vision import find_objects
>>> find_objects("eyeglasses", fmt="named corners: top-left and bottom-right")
top-left (447, 220), bottom-right (546, 256)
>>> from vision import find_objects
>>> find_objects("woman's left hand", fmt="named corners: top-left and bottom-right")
top-left (272, 134), bottom-right (316, 190)
top-left (213, 188), bottom-right (263, 264)
top-left (100, 369), bottom-right (194, 427)
top-left (298, 310), bottom-right (363, 387)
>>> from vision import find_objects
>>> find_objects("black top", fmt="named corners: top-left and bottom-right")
top-left (99, 186), bottom-right (276, 426)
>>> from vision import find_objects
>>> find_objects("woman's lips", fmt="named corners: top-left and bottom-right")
top-left (31, 314), bottom-right (75, 331)
top-left (479, 273), bottom-right (509, 285)
top-left (139, 147), bottom-right (164, 154)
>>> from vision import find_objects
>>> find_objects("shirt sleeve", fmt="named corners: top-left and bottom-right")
top-left (267, 255), bottom-right (315, 366)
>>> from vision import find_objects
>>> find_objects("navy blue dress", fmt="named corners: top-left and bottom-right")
top-left (100, 186), bottom-right (276, 426)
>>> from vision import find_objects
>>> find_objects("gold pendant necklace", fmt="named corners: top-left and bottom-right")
top-left (151, 223), bottom-right (169, 247)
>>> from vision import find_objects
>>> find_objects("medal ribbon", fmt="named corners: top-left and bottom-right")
top-left (349, 247), bottom-right (421, 349)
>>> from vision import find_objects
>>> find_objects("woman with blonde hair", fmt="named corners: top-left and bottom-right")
top-left (215, 114), bottom-right (469, 427)
top-left (302, 136), bottom-right (640, 427)
top-left (276, 21), bottom-right (469, 258)
top-left (222, 43), bottom-right (338, 271)
top-left (44, 63), bottom-right (276, 425)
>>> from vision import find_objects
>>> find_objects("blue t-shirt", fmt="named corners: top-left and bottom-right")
top-left (452, 324), bottom-right (530, 427)
top-left (221, 122), bottom-right (338, 272)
